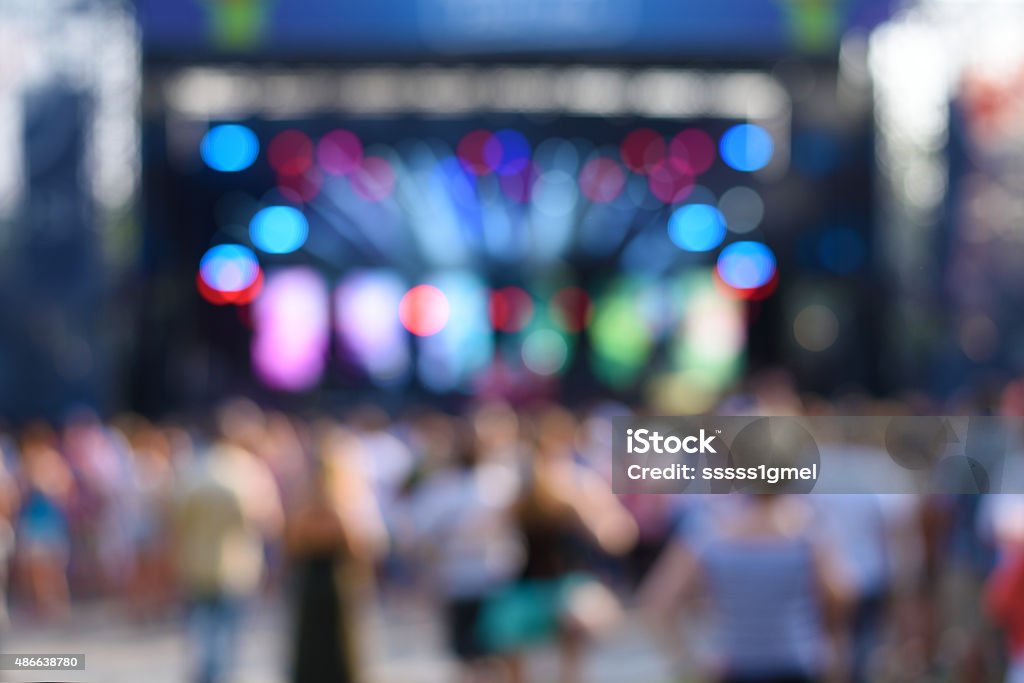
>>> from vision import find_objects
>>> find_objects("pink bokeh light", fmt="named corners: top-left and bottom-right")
top-left (252, 268), bottom-right (329, 391)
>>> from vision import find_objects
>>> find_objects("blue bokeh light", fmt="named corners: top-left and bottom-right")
top-left (719, 124), bottom-right (774, 173)
top-left (250, 206), bottom-right (309, 254)
top-left (716, 241), bottom-right (776, 289)
top-left (200, 124), bottom-right (259, 172)
top-left (668, 204), bottom-right (727, 252)
top-left (199, 244), bottom-right (260, 292)
top-left (494, 129), bottom-right (531, 176)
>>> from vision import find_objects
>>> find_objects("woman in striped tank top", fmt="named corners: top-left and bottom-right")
top-left (639, 495), bottom-right (850, 683)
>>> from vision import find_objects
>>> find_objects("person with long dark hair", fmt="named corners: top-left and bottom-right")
top-left (287, 425), bottom-right (386, 683)
top-left (480, 406), bottom-right (636, 683)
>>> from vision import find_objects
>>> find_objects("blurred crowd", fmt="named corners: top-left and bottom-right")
top-left (3, 375), bottom-right (1024, 683)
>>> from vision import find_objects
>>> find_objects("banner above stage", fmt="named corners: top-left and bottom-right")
top-left (138, 0), bottom-right (896, 61)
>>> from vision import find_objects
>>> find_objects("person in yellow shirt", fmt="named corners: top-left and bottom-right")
top-left (174, 400), bottom-right (283, 683)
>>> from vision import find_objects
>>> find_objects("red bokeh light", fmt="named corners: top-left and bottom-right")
top-left (669, 129), bottom-right (716, 175)
top-left (620, 129), bottom-right (665, 175)
top-left (399, 284), bottom-right (450, 336)
top-left (317, 129), bottom-right (364, 176)
top-left (268, 130), bottom-right (314, 176)
top-left (489, 287), bottom-right (535, 332)
top-left (712, 268), bottom-right (778, 301)
top-left (197, 267), bottom-right (264, 306)
top-left (551, 287), bottom-right (592, 333)
top-left (457, 130), bottom-right (503, 176)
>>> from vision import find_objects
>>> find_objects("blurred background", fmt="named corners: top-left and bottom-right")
top-left (2, 0), bottom-right (1024, 681)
